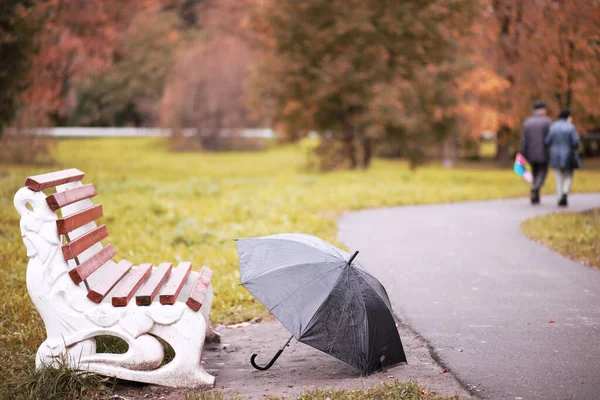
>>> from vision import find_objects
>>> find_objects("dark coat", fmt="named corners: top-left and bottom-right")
top-left (545, 120), bottom-right (579, 169)
top-left (520, 114), bottom-right (552, 164)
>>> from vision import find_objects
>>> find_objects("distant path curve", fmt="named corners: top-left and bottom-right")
top-left (338, 194), bottom-right (600, 399)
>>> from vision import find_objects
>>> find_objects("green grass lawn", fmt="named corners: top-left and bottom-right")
top-left (2, 138), bottom-right (600, 398)
top-left (521, 208), bottom-right (600, 269)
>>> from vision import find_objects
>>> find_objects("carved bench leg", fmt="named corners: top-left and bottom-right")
top-left (147, 308), bottom-right (215, 388)
top-left (206, 322), bottom-right (221, 344)
top-left (36, 338), bottom-right (96, 370)
top-left (80, 309), bottom-right (214, 388)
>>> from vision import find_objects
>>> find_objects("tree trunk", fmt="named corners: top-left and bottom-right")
top-left (342, 122), bottom-right (357, 169)
top-left (442, 137), bottom-right (457, 168)
top-left (566, 39), bottom-right (575, 109)
top-left (361, 136), bottom-right (373, 169)
top-left (408, 156), bottom-right (418, 171)
top-left (201, 108), bottom-right (224, 150)
top-left (496, 124), bottom-right (511, 167)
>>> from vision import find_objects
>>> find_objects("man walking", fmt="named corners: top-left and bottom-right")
top-left (520, 101), bottom-right (552, 204)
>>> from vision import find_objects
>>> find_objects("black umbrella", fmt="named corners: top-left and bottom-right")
top-left (235, 233), bottom-right (406, 374)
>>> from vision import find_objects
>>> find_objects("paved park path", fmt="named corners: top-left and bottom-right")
top-left (338, 193), bottom-right (600, 400)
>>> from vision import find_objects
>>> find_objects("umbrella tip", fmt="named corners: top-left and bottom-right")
top-left (347, 250), bottom-right (359, 266)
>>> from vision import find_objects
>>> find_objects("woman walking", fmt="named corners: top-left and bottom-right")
top-left (545, 110), bottom-right (580, 207)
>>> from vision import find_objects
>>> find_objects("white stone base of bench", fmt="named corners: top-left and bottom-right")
top-left (36, 306), bottom-right (215, 388)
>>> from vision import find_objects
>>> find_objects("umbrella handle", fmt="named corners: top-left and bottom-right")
top-left (250, 349), bottom-right (284, 371)
top-left (250, 335), bottom-right (294, 371)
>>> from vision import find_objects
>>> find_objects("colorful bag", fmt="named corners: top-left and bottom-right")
top-left (514, 153), bottom-right (533, 182)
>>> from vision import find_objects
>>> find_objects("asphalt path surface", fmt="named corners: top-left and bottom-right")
top-left (338, 194), bottom-right (600, 399)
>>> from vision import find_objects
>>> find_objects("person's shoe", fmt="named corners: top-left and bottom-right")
top-left (531, 190), bottom-right (540, 205)
top-left (558, 194), bottom-right (568, 207)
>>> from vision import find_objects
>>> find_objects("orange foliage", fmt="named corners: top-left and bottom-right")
top-left (476, 0), bottom-right (600, 131)
top-left (457, 63), bottom-right (510, 137)
top-left (19, 0), bottom-right (162, 125)
top-left (519, 0), bottom-right (600, 128)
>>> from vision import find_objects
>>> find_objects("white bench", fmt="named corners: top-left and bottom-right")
top-left (14, 168), bottom-right (216, 388)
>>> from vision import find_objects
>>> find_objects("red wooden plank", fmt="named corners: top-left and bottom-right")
top-left (186, 266), bottom-right (213, 312)
top-left (25, 168), bottom-right (84, 191)
top-left (198, 265), bottom-right (214, 285)
top-left (186, 281), bottom-right (208, 312)
top-left (68, 244), bottom-right (116, 284)
top-left (56, 204), bottom-right (103, 234)
top-left (135, 263), bottom-right (172, 306)
top-left (46, 184), bottom-right (97, 211)
top-left (159, 262), bottom-right (192, 305)
top-left (111, 264), bottom-right (152, 307)
top-left (62, 225), bottom-right (108, 260)
top-left (87, 259), bottom-right (133, 303)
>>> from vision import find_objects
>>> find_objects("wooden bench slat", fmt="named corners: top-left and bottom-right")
top-left (186, 266), bottom-right (214, 312)
top-left (56, 181), bottom-right (103, 265)
top-left (69, 244), bottom-right (116, 284)
top-left (62, 225), bottom-right (108, 261)
top-left (111, 264), bottom-right (152, 307)
top-left (198, 265), bottom-right (214, 285)
top-left (46, 184), bottom-right (97, 211)
top-left (159, 262), bottom-right (192, 305)
top-left (87, 259), bottom-right (133, 303)
top-left (56, 204), bottom-right (103, 234)
top-left (136, 263), bottom-right (172, 306)
top-left (25, 168), bottom-right (84, 191)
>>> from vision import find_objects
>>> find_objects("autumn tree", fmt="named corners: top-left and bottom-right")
top-left (161, 34), bottom-right (253, 149)
top-left (249, 0), bottom-right (474, 169)
top-left (522, 1), bottom-right (600, 129)
top-left (477, 0), bottom-right (600, 165)
top-left (16, 0), bottom-right (176, 126)
top-left (19, 1), bottom-right (121, 125)
top-left (70, 10), bottom-right (183, 126)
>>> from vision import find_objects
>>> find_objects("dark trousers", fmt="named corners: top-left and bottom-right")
top-left (531, 162), bottom-right (548, 192)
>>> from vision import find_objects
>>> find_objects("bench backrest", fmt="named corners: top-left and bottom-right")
top-left (25, 169), bottom-right (117, 289)
top-left (23, 168), bottom-right (213, 310)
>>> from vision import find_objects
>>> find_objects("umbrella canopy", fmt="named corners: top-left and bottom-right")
top-left (236, 233), bottom-right (406, 374)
